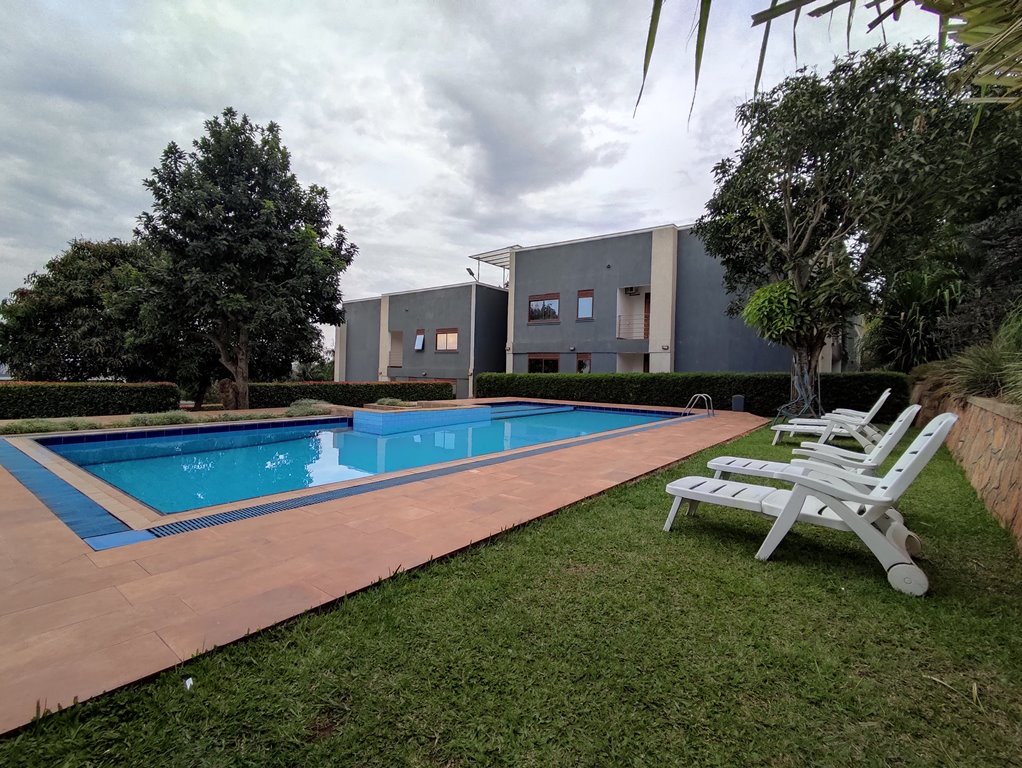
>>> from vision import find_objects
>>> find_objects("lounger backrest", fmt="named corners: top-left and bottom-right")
top-left (871, 413), bottom-right (958, 500)
top-left (862, 388), bottom-right (892, 423)
top-left (868, 405), bottom-right (922, 463)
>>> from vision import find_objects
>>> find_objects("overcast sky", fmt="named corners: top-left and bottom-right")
top-left (1, 1), bottom-right (937, 311)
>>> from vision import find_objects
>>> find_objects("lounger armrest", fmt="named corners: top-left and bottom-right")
top-left (791, 448), bottom-right (873, 470)
top-left (796, 442), bottom-right (868, 460)
top-left (818, 413), bottom-right (866, 427)
top-left (776, 468), bottom-right (894, 507)
top-left (789, 459), bottom-right (885, 487)
top-left (790, 413), bottom-right (861, 428)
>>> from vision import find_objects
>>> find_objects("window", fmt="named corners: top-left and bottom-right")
top-left (435, 328), bottom-right (458, 352)
top-left (527, 354), bottom-right (559, 374)
top-left (414, 329), bottom-right (425, 351)
top-left (528, 293), bottom-right (560, 323)
top-left (577, 289), bottom-right (594, 320)
top-left (576, 353), bottom-right (591, 374)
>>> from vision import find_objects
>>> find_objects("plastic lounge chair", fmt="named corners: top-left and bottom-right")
top-left (770, 388), bottom-right (891, 447)
top-left (663, 413), bottom-right (958, 595)
top-left (711, 405), bottom-right (921, 483)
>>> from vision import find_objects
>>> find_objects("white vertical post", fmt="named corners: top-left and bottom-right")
top-left (377, 295), bottom-right (390, 381)
top-left (648, 226), bottom-right (678, 373)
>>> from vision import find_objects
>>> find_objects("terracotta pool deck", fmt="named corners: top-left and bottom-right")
top-left (0, 402), bottom-right (766, 733)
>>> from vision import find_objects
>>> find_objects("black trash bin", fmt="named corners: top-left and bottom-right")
top-left (731, 394), bottom-right (745, 412)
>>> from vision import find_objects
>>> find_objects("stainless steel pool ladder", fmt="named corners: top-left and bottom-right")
top-left (684, 393), bottom-right (715, 415)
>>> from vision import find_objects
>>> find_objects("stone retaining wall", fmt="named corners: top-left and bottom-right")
top-left (928, 396), bottom-right (1022, 549)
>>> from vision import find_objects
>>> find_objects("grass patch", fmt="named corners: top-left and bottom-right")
top-left (2, 428), bottom-right (1021, 765)
top-left (0, 417), bottom-right (103, 435)
top-left (375, 397), bottom-right (418, 407)
top-left (284, 399), bottom-right (333, 417)
top-left (0, 407), bottom-right (345, 435)
top-left (125, 411), bottom-right (195, 427)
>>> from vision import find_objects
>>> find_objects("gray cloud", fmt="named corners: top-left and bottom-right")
top-left (0, 0), bottom-right (939, 309)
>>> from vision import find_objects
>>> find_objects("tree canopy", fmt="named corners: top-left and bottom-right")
top-left (0, 240), bottom-right (165, 382)
top-left (136, 107), bottom-right (357, 409)
top-left (0, 236), bottom-right (337, 403)
top-left (694, 44), bottom-right (977, 410)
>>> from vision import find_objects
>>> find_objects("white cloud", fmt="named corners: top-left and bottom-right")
top-left (0, 0), bottom-right (939, 313)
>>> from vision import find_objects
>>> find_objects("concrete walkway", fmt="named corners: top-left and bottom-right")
top-left (0, 406), bottom-right (765, 732)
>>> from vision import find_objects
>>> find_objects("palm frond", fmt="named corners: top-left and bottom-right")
top-left (636, 0), bottom-right (1022, 113)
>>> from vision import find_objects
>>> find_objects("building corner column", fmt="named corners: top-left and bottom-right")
top-left (505, 250), bottom-right (516, 373)
top-left (648, 226), bottom-right (678, 373)
top-left (334, 324), bottom-right (347, 381)
top-left (377, 295), bottom-right (390, 381)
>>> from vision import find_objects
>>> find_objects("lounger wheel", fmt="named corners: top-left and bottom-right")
top-left (886, 563), bottom-right (928, 596)
top-left (903, 531), bottom-right (922, 558)
top-left (883, 520), bottom-right (923, 558)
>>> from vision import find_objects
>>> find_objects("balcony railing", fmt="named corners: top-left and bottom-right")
top-left (616, 313), bottom-right (650, 340)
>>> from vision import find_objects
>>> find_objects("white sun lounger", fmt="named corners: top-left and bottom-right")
top-left (711, 405), bottom-right (921, 483)
top-left (770, 388), bottom-right (891, 447)
top-left (663, 413), bottom-right (958, 595)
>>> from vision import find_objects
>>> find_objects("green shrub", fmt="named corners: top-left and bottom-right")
top-left (993, 305), bottom-right (1022, 352)
top-left (284, 399), bottom-right (333, 417)
top-left (939, 305), bottom-right (1022, 400)
top-left (376, 398), bottom-right (416, 407)
top-left (125, 411), bottom-right (194, 427)
top-left (474, 372), bottom-right (909, 421)
top-left (249, 381), bottom-right (454, 408)
top-left (1001, 360), bottom-right (1022, 406)
top-left (949, 345), bottom-right (1014, 398)
top-left (0, 382), bottom-right (180, 419)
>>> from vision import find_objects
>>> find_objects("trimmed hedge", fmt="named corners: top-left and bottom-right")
top-left (0, 382), bottom-right (181, 419)
top-left (248, 381), bottom-right (456, 408)
top-left (475, 372), bottom-right (910, 421)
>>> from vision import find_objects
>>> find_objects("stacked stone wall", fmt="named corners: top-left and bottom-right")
top-left (928, 396), bottom-right (1022, 550)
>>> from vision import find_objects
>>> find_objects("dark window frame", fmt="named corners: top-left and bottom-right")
top-left (528, 293), bottom-right (561, 324)
top-left (527, 353), bottom-right (560, 374)
top-left (576, 289), bottom-right (594, 321)
top-left (435, 327), bottom-right (459, 353)
top-left (576, 352), bottom-right (592, 374)
top-left (414, 328), bottom-right (425, 351)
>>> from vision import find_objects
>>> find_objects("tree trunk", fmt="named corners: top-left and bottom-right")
top-left (210, 324), bottom-right (251, 411)
top-left (234, 326), bottom-right (250, 410)
top-left (789, 343), bottom-right (824, 418)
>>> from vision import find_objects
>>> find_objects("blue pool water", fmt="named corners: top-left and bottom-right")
top-left (44, 406), bottom-right (674, 514)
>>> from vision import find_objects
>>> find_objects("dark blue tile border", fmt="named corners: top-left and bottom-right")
top-left (488, 400), bottom-right (689, 419)
top-left (4, 406), bottom-right (705, 550)
top-left (34, 416), bottom-right (352, 447)
top-left (0, 439), bottom-right (129, 539)
top-left (84, 529), bottom-right (156, 550)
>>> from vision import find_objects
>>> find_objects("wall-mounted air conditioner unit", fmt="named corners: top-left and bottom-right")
top-left (624, 286), bottom-right (642, 296)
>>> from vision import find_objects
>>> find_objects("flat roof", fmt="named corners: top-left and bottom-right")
top-left (343, 280), bottom-right (507, 305)
top-left (468, 222), bottom-right (696, 268)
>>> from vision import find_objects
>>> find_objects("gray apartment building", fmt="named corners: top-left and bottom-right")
top-left (334, 282), bottom-right (507, 398)
top-left (336, 224), bottom-right (792, 395)
top-left (473, 224), bottom-right (790, 376)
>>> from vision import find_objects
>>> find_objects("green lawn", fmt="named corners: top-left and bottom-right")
top-left (3, 427), bottom-right (1021, 766)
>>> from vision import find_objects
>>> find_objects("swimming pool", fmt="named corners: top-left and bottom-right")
top-left (42, 404), bottom-right (678, 514)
